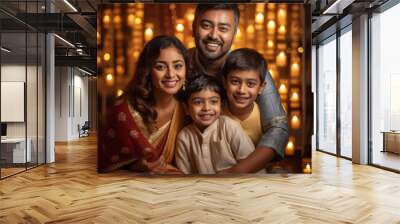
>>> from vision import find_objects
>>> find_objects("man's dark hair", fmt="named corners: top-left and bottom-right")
top-left (221, 48), bottom-right (267, 82)
top-left (178, 74), bottom-right (226, 103)
top-left (193, 4), bottom-right (240, 29)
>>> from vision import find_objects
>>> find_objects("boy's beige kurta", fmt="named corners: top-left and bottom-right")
top-left (175, 115), bottom-right (265, 174)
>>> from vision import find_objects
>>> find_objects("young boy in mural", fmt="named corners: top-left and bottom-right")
top-left (188, 4), bottom-right (288, 173)
top-left (175, 75), bottom-right (264, 174)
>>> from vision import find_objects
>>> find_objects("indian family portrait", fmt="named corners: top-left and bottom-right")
top-left (97, 3), bottom-right (312, 174)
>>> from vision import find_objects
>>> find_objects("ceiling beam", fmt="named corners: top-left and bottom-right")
top-left (67, 13), bottom-right (96, 45)
top-left (55, 55), bottom-right (96, 70)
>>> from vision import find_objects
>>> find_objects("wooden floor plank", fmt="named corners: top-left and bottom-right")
top-left (0, 135), bottom-right (400, 223)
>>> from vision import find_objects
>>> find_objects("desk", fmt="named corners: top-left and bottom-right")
top-left (382, 131), bottom-right (400, 154)
top-left (1, 138), bottom-right (31, 163)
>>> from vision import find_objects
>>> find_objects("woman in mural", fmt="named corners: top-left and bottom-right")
top-left (98, 35), bottom-right (187, 174)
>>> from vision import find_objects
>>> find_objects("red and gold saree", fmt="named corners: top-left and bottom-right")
top-left (98, 97), bottom-right (185, 173)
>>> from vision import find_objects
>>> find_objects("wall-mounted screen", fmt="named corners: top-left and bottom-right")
top-left (1, 81), bottom-right (25, 122)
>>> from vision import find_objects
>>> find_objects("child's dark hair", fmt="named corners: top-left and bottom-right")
top-left (221, 48), bottom-right (267, 81)
top-left (179, 74), bottom-right (225, 103)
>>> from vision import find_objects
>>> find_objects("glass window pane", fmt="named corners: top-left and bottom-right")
top-left (339, 29), bottom-right (352, 158)
top-left (317, 36), bottom-right (337, 154)
top-left (371, 4), bottom-right (400, 171)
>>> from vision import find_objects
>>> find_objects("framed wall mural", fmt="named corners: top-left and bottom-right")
top-left (97, 2), bottom-right (312, 175)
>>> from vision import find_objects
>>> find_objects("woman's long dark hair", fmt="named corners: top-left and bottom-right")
top-left (127, 35), bottom-right (188, 132)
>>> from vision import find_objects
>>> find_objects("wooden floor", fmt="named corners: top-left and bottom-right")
top-left (0, 167), bottom-right (26, 178)
top-left (1, 135), bottom-right (400, 223)
top-left (372, 150), bottom-right (400, 171)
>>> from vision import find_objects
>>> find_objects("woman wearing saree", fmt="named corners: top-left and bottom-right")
top-left (98, 36), bottom-right (187, 173)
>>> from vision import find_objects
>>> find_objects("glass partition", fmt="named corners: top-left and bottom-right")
top-left (1, 31), bottom-right (28, 177)
top-left (0, 1), bottom-right (46, 179)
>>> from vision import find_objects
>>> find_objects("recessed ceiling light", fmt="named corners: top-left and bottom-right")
top-left (78, 67), bottom-right (93, 76)
top-left (322, 0), bottom-right (354, 15)
top-left (1, 47), bottom-right (11, 53)
top-left (63, 0), bottom-right (78, 12)
top-left (54, 34), bottom-right (75, 48)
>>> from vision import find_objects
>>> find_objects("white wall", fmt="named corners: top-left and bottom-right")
top-left (1, 64), bottom-right (26, 81)
top-left (1, 65), bottom-right (41, 138)
top-left (72, 73), bottom-right (89, 138)
top-left (55, 66), bottom-right (69, 141)
top-left (55, 67), bottom-right (89, 141)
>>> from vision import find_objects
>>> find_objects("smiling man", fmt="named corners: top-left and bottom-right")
top-left (187, 4), bottom-right (289, 173)
top-left (190, 4), bottom-right (238, 77)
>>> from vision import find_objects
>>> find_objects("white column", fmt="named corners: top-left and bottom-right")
top-left (46, 32), bottom-right (55, 163)
top-left (45, 0), bottom-right (56, 163)
top-left (352, 14), bottom-right (369, 164)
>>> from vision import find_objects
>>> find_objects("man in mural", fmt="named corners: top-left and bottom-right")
top-left (188, 3), bottom-right (289, 173)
